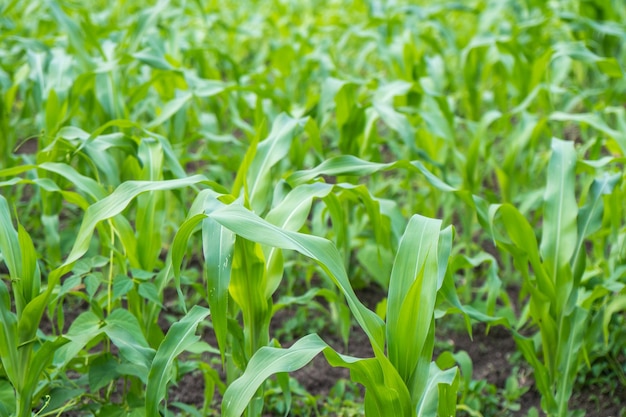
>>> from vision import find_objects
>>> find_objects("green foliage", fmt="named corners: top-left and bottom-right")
top-left (0, 0), bottom-right (625, 416)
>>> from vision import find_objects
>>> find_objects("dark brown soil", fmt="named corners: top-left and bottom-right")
top-left (446, 324), bottom-right (519, 387)
top-left (291, 322), bottom-right (373, 398)
top-left (13, 137), bottom-right (38, 154)
top-left (443, 321), bottom-right (626, 417)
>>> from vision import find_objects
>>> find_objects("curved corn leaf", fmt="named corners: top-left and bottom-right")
top-left (65, 175), bottom-right (208, 267)
top-left (247, 113), bottom-right (306, 214)
top-left (489, 204), bottom-right (555, 299)
top-left (146, 305), bottom-right (210, 416)
top-left (550, 112), bottom-right (626, 155)
top-left (415, 363), bottom-right (458, 417)
top-left (571, 173), bottom-right (621, 282)
top-left (0, 161), bottom-right (106, 202)
top-left (0, 196), bottom-right (21, 284)
top-left (264, 182), bottom-right (333, 297)
top-left (0, 281), bottom-right (18, 388)
top-left (286, 156), bottom-right (456, 192)
top-left (222, 334), bottom-right (328, 417)
top-left (222, 333), bottom-right (414, 417)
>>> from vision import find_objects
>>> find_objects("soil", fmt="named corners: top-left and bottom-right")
top-left (12, 137), bottom-right (38, 154)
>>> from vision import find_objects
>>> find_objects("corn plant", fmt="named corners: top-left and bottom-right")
top-left (477, 138), bottom-right (620, 416)
top-left (0, 166), bottom-right (214, 414)
top-left (0, 195), bottom-right (69, 417)
top-left (198, 198), bottom-right (458, 417)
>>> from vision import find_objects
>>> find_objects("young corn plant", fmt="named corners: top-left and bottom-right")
top-left (0, 156), bottom-right (213, 414)
top-left (199, 198), bottom-right (458, 417)
top-left (477, 138), bottom-right (620, 416)
top-left (0, 195), bottom-right (70, 417)
top-left (168, 114), bottom-right (396, 409)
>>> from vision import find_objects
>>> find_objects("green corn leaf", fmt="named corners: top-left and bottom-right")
top-left (415, 363), bottom-right (458, 417)
top-left (571, 173), bottom-right (621, 282)
top-left (338, 183), bottom-right (390, 252)
top-left (38, 162), bottom-right (107, 201)
top-left (540, 138), bottom-right (577, 314)
top-left (541, 138), bottom-right (578, 275)
top-left (322, 192), bottom-right (349, 265)
top-left (0, 196), bottom-right (21, 282)
top-left (230, 237), bottom-right (269, 360)
top-left (439, 268), bottom-right (509, 332)
top-left (169, 191), bottom-right (234, 361)
top-left (436, 226), bottom-right (454, 291)
top-left (111, 215), bottom-right (140, 271)
top-left (133, 49), bottom-right (175, 71)
top-left (465, 110), bottom-right (502, 191)
top-left (222, 333), bottom-right (414, 417)
top-left (232, 119), bottom-right (262, 201)
top-left (603, 294), bottom-right (626, 345)
top-left (264, 182), bottom-right (333, 297)
top-left (386, 215), bottom-right (441, 385)
top-left (18, 336), bottom-right (69, 417)
top-left (0, 178), bottom-right (90, 212)
top-left (265, 182), bottom-right (333, 231)
top-left (47, 1), bottom-right (90, 62)
top-left (16, 223), bottom-right (39, 306)
top-left (513, 333), bottom-right (557, 412)
top-left (136, 140), bottom-right (166, 271)
top-left (169, 190), bottom-right (217, 295)
top-left (553, 41), bottom-right (623, 78)
top-left (555, 307), bottom-right (587, 417)
top-left (222, 334), bottom-right (328, 417)
top-left (286, 156), bottom-right (398, 184)
top-left (372, 102), bottom-right (416, 152)
top-left (202, 215), bottom-right (235, 364)
top-left (247, 113), bottom-right (306, 214)
top-left (123, 0), bottom-right (169, 53)
top-left (328, 344), bottom-right (413, 417)
top-left (189, 77), bottom-right (232, 98)
top-left (549, 112), bottom-right (626, 155)
top-left (286, 156), bottom-right (456, 192)
top-left (170, 212), bottom-right (205, 308)
top-left (146, 305), bottom-right (210, 416)
top-left (65, 175), bottom-right (208, 268)
top-left (0, 281), bottom-right (19, 388)
top-left (491, 204), bottom-right (555, 300)
top-left (146, 92), bottom-right (193, 128)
